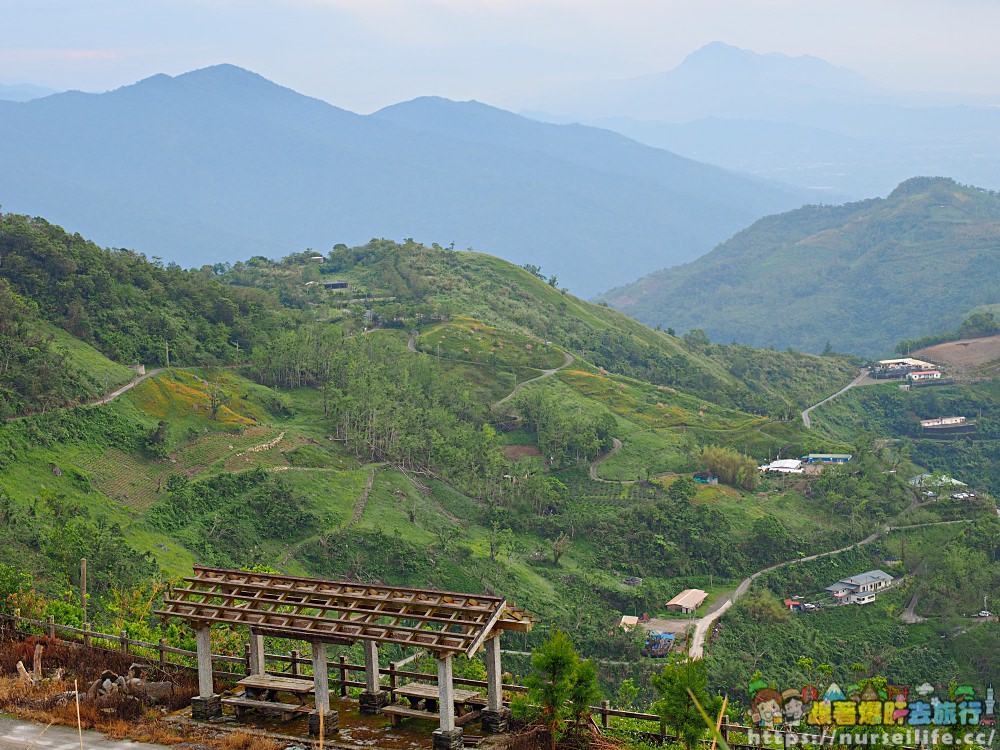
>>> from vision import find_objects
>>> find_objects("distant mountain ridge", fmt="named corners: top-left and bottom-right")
top-left (0, 64), bottom-right (809, 297)
top-left (525, 42), bottom-right (1000, 200)
top-left (0, 81), bottom-right (58, 102)
top-left (601, 177), bottom-right (1000, 358)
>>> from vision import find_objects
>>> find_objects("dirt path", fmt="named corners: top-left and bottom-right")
top-left (493, 350), bottom-right (575, 407)
top-left (408, 333), bottom-right (574, 408)
top-left (345, 469), bottom-right (377, 527)
top-left (801, 367), bottom-right (869, 428)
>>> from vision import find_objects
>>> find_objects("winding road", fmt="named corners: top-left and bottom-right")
top-left (684, 514), bottom-right (978, 657)
top-left (686, 525), bottom-right (883, 658)
top-left (589, 438), bottom-right (631, 482)
top-left (801, 367), bottom-right (870, 428)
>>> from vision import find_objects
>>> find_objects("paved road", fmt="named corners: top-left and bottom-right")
top-left (0, 715), bottom-right (174, 750)
top-left (686, 526), bottom-right (884, 658)
top-left (801, 367), bottom-right (870, 428)
top-left (4, 368), bottom-right (164, 422)
top-left (588, 438), bottom-right (625, 482)
top-left (86, 369), bottom-right (164, 407)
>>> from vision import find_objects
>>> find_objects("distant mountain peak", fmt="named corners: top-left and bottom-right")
top-left (115, 65), bottom-right (286, 96)
top-left (675, 41), bottom-right (872, 88)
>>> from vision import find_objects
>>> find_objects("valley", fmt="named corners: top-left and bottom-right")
top-left (1, 212), bottom-right (997, 729)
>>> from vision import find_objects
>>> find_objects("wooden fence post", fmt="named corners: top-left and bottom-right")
top-left (601, 700), bottom-right (610, 729)
top-left (389, 661), bottom-right (398, 694)
top-left (244, 643), bottom-right (252, 676)
top-left (339, 655), bottom-right (348, 696)
top-left (290, 649), bottom-right (300, 676)
top-left (120, 631), bottom-right (129, 655)
top-left (83, 622), bottom-right (91, 649)
top-left (159, 639), bottom-right (168, 670)
top-left (47, 616), bottom-right (55, 640)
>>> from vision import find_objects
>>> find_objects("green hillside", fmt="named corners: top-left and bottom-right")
top-left (0, 213), bottom-right (996, 707)
top-left (222, 239), bottom-right (861, 418)
top-left (602, 177), bottom-right (1000, 358)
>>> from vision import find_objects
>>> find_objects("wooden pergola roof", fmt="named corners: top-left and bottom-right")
top-left (157, 566), bottom-right (534, 657)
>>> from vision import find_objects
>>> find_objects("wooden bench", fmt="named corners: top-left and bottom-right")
top-left (380, 704), bottom-right (484, 729)
top-left (384, 683), bottom-right (487, 727)
top-left (381, 705), bottom-right (439, 727)
top-left (222, 696), bottom-right (313, 722)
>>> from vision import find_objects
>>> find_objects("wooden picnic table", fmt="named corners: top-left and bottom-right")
top-left (222, 675), bottom-right (317, 721)
top-left (383, 682), bottom-right (486, 727)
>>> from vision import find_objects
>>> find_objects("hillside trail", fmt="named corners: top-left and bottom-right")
top-left (493, 350), bottom-right (575, 407)
top-left (345, 469), bottom-right (377, 527)
top-left (4, 367), bottom-right (165, 423)
top-left (87, 368), bottom-right (165, 406)
top-left (801, 367), bottom-right (870, 428)
top-left (407, 332), bottom-right (574, 408)
top-left (278, 468), bottom-right (377, 564)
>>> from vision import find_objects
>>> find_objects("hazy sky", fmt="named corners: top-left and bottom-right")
top-left (3, 0), bottom-right (999, 113)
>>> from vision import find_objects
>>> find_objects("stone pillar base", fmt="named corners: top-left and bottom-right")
top-left (433, 728), bottom-right (464, 750)
top-left (191, 695), bottom-right (222, 721)
top-left (481, 708), bottom-right (511, 733)
top-left (309, 710), bottom-right (339, 738)
top-left (359, 690), bottom-right (389, 714)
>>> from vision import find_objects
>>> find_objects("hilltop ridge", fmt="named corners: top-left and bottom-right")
top-left (602, 177), bottom-right (1000, 358)
top-left (0, 63), bottom-right (810, 296)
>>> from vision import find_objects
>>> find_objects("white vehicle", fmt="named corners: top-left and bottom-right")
top-left (978, 610), bottom-right (992, 617)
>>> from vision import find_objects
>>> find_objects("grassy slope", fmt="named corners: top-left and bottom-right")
top-left (1, 336), bottom-right (849, 618)
top-left (224, 244), bottom-right (860, 416)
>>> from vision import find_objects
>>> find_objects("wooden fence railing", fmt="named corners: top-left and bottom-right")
top-left (0, 612), bottom-right (920, 749)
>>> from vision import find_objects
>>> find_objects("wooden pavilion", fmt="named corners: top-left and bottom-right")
top-left (158, 566), bottom-right (534, 750)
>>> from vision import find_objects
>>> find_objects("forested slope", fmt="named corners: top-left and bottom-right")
top-left (603, 177), bottom-right (1000, 357)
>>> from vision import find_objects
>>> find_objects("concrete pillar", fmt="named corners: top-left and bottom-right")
top-left (196, 626), bottom-right (214, 698)
top-left (437, 653), bottom-right (456, 733)
top-left (191, 625), bottom-right (221, 720)
top-left (433, 652), bottom-right (463, 750)
top-left (359, 640), bottom-right (388, 713)
top-left (313, 641), bottom-right (330, 713)
top-left (481, 635), bottom-right (510, 733)
top-left (309, 641), bottom-right (339, 737)
top-left (248, 629), bottom-right (265, 675)
top-left (364, 640), bottom-right (379, 693)
top-left (484, 635), bottom-right (502, 712)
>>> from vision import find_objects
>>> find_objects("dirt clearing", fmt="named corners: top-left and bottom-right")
top-left (915, 335), bottom-right (1000, 380)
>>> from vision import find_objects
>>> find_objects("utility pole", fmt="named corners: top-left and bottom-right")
top-left (233, 340), bottom-right (240, 367)
top-left (80, 558), bottom-right (87, 623)
top-left (165, 340), bottom-right (170, 368)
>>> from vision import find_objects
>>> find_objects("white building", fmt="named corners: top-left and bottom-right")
top-left (759, 458), bottom-right (804, 474)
